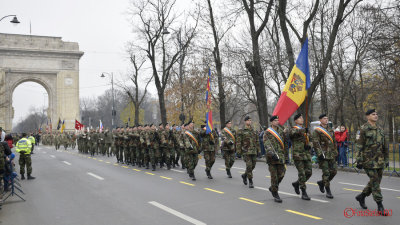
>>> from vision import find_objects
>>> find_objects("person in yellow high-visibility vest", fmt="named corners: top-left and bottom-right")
top-left (16, 133), bottom-right (36, 180)
top-left (28, 133), bottom-right (36, 154)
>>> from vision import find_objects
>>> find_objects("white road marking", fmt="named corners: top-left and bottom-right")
top-left (339, 182), bottom-right (400, 192)
top-left (87, 172), bottom-right (104, 180)
top-left (149, 201), bottom-right (206, 225)
top-left (63, 161), bottom-right (71, 165)
top-left (255, 186), bottom-right (329, 203)
top-left (171, 169), bottom-right (184, 173)
top-left (50, 155), bottom-right (56, 158)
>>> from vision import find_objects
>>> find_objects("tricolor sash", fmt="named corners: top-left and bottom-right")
top-left (185, 131), bottom-right (199, 147)
top-left (223, 127), bottom-right (235, 143)
top-left (266, 127), bottom-right (284, 150)
top-left (315, 126), bottom-right (334, 144)
top-left (293, 125), bottom-right (309, 144)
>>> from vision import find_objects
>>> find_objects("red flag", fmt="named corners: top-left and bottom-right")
top-left (75, 119), bottom-right (84, 130)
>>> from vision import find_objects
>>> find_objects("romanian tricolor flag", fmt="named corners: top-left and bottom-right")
top-left (205, 68), bottom-right (213, 134)
top-left (273, 38), bottom-right (311, 125)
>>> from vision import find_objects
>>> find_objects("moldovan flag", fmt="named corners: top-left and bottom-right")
top-left (61, 120), bottom-right (65, 133)
top-left (272, 38), bottom-right (311, 125)
top-left (205, 68), bottom-right (213, 134)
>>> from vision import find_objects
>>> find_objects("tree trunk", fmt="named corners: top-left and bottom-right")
top-left (158, 91), bottom-right (167, 125)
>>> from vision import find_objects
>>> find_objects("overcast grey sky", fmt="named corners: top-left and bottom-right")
top-left (0, 0), bottom-right (160, 125)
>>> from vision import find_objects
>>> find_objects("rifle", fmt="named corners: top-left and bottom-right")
top-left (316, 140), bottom-right (326, 159)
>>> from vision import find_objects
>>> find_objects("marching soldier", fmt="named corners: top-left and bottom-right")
top-left (98, 130), bottom-right (106, 156)
top-left (313, 114), bottom-right (337, 199)
top-left (236, 116), bottom-right (260, 188)
top-left (290, 113), bottom-right (312, 200)
top-left (183, 121), bottom-right (200, 180)
top-left (355, 109), bottom-right (389, 216)
top-left (104, 129), bottom-right (113, 157)
top-left (264, 116), bottom-right (289, 203)
top-left (171, 124), bottom-right (180, 168)
top-left (201, 124), bottom-right (218, 179)
top-left (177, 123), bottom-right (186, 169)
top-left (160, 123), bottom-right (173, 169)
top-left (221, 120), bottom-right (236, 178)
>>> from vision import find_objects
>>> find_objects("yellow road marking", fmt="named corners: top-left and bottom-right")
top-left (132, 169), bottom-right (141, 171)
top-left (204, 188), bottom-right (224, 194)
top-left (306, 182), bottom-right (318, 186)
top-left (266, 176), bottom-right (271, 178)
top-left (92, 158), bottom-right (97, 160)
top-left (160, 176), bottom-right (173, 180)
top-left (239, 197), bottom-right (264, 205)
top-left (218, 168), bottom-right (225, 171)
top-left (114, 163), bottom-right (119, 166)
top-left (286, 210), bottom-right (322, 220)
top-left (343, 188), bottom-right (362, 192)
top-left (146, 172), bottom-right (155, 175)
top-left (122, 166), bottom-right (129, 168)
top-left (106, 162), bottom-right (111, 164)
top-left (180, 181), bottom-right (195, 186)
top-left (88, 157), bottom-right (92, 159)
top-left (98, 160), bottom-right (103, 162)
top-left (397, 197), bottom-right (400, 199)
top-left (200, 165), bottom-right (206, 168)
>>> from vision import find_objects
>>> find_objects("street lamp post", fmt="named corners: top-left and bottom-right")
top-left (101, 72), bottom-right (116, 129)
top-left (0, 15), bottom-right (20, 24)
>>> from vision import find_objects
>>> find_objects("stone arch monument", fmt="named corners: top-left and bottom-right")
top-left (0, 33), bottom-right (84, 131)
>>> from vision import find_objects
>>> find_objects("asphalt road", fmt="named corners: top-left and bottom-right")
top-left (1, 145), bottom-right (399, 225)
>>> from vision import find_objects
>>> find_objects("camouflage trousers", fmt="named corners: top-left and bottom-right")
top-left (318, 159), bottom-right (337, 187)
top-left (55, 142), bottom-right (60, 150)
top-left (243, 154), bottom-right (257, 179)
top-left (71, 141), bottom-right (76, 149)
top-left (104, 143), bottom-right (112, 156)
top-left (170, 148), bottom-right (176, 165)
top-left (130, 146), bottom-right (137, 163)
top-left (136, 147), bottom-right (143, 164)
top-left (363, 168), bottom-right (383, 202)
top-left (115, 145), bottom-right (123, 161)
top-left (268, 163), bottom-right (286, 192)
top-left (63, 142), bottom-right (68, 150)
top-left (294, 160), bottom-right (312, 190)
top-left (123, 146), bottom-right (131, 163)
top-left (99, 143), bottom-right (106, 155)
top-left (19, 154), bottom-right (32, 175)
top-left (90, 143), bottom-right (98, 156)
top-left (160, 147), bottom-right (171, 166)
top-left (149, 147), bottom-right (160, 166)
top-left (204, 151), bottom-right (215, 172)
top-left (185, 153), bottom-right (199, 174)
top-left (223, 150), bottom-right (235, 170)
top-left (179, 148), bottom-right (186, 167)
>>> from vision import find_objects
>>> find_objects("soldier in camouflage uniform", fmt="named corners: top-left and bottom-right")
top-left (355, 109), bottom-right (389, 216)
top-left (122, 128), bottom-right (130, 164)
top-left (115, 128), bottom-right (123, 163)
top-left (158, 124), bottom-right (167, 168)
top-left (264, 116), bottom-right (289, 203)
top-left (183, 121), bottom-right (200, 180)
top-left (177, 124), bottom-right (186, 169)
top-left (104, 129), bottom-right (113, 157)
top-left (171, 124), bottom-right (180, 168)
top-left (149, 124), bottom-right (160, 170)
top-left (71, 133), bottom-right (77, 150)
top-left (200, 124), bottom-right (218, 179)
top-left (160, 123), bottom-right (173, 170)
top-left (98, 130), bottom-right (105, 156)
top-left (129, 127), bottom-right (137, 165)
top-left (133, 126), bottom-right (142, 166)
top-left (313, 113), bottom-right (337, 199)
top-left (236, 116), bottom-right (260, 188)
top-left (144, 125), bottom-right (152, 169)
top-left (221, 120), bottom-right (236, 178)
top-left (89, 130), bottom-right (98, 156)
top-left (54, 132), bottom-right (61, 150)
top-left (290, 113), bottom-right (312, 200)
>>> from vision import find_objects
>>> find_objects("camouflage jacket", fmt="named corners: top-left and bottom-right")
top-left (104, 131), bottom-right (113, 144)
top-left (312, 125), bottom-right (337, 160)
top-left (200, 129), bottom-right (218, 152)
top-left (221, 127), bottom-right (236, 152)
top-left (183, 130), bottom-right (200, 154)
top-left (356, 123), bottom-right (388, 169)
top-left (263, 126), bottom-right (288, 164)
top-left (236, 126), bottom-right (260, 155)
top-left (98, 133), bottom-right (105, 144)
top-left (289, 126), bottom-right (311, 161)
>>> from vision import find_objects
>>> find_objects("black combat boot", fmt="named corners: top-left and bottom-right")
top-left (269, 187), bottom-right (282, 203)
top-left (146, 163), bottom-right (149, 169)
top-left (21, 174), bottom-right (25, 180)
top-left (241, 174), bottom-right (248, 185)
top-left (355, 193), bottom-right (368, 209)
top-left (377, 201), bottom-right (387, 216)
top-left (206, 170), bottom-right (213, 179)
top-left (226, 169), bottom-right (232, 178)
top-left (317, 180), bottom-right (325, 193)
top-left (292, 181), bottom-right (300, 195)
top-left (248, 179), bottom-right (254, 188)
top-left (325, 186), bottom-right (333, 199)
top-left (167, 164), bottom-right (171, 170)
top-left (152, 165), bottom-right (156, 171)
top-left (192, 173), bottom-right (196, 181)
top-left (301, 188), bottom-right (311, 200)
top-left (27, 174), bottom-right (36, 180)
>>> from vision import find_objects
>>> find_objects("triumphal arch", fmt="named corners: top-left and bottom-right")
top-left (0, 33), bottom-right (84, 131)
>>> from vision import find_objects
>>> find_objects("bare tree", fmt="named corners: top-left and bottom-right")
top-left (130, 0), bottom-right (198, 124)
